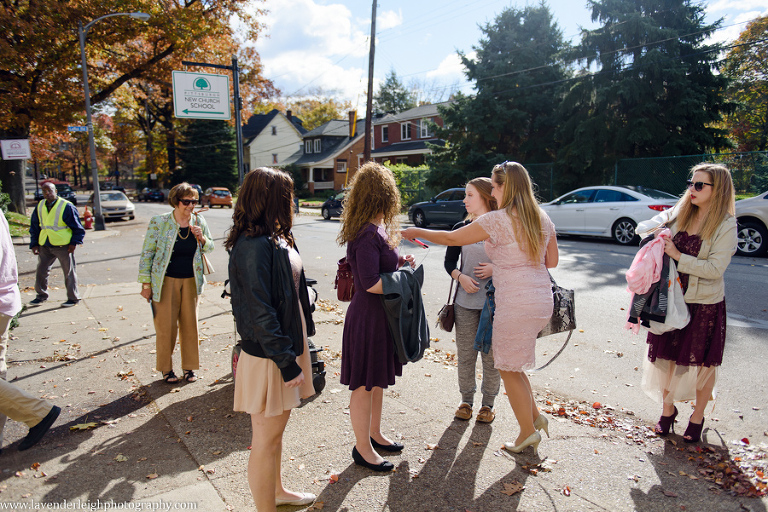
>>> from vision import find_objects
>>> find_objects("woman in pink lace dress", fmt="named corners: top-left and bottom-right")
top-left (403, 162), bottom-right (558, 455)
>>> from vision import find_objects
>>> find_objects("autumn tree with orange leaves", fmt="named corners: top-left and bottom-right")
top-left (0, 0), bottom-right (275, 213)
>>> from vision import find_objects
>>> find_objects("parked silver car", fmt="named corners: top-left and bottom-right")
top-left (735, 190), bottom-right (768, 256)
top-left (540, 186), bottom-right (678, 245)
top-left (87, 191), bottom-right (135, 221)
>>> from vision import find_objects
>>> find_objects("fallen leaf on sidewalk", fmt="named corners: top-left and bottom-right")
top-left (146, 473), bottom-right (159, 480)
top-left (30, 463), bottom-right (40, 470)
top-left (308, 502), bottom-right (325, 510)
top-left (69, 422), bottom-right (98, 431)
top-left (662, 490), bottom-right (678, 498)
top-left (114, 454), bottom-right (128, 462)
top-left (501, 481), bottom-right (524, 496)
top-left (563, 486), bottom-right (571, 496)
top-left (426, 443), bottom-right (439, 450)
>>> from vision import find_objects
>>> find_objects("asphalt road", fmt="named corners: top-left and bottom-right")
top-left (14, 200), bottom-right (768, 443)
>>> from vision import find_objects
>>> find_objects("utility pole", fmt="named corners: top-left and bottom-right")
top-left (363, 0), bottom-right (376, 162)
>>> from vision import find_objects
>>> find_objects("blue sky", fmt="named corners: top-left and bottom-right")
top-left (246, 0), bottom-right (768, 111)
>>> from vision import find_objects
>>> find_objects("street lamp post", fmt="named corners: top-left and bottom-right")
top-left (78, 12), bottom-right (150, 231)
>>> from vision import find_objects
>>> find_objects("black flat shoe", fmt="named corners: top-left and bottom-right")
top-left (370, 437), bottom-right (404, 452)
top-left (19, 406), bottom-right (60, 451)
top-left (352, 446), bottom-right (394, 472)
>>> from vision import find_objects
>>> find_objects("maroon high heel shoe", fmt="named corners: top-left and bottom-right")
top-left (654, 406), bottom-right (678, 436)
top-left (683, 417), bottom-right (705, 443)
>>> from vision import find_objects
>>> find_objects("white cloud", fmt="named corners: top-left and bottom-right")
top-left (378, 9), bottom-right (403, 31)
top-left (707, 0), bottom-right (768, 12)
top-left (426, 51), bottom-right (474, 80)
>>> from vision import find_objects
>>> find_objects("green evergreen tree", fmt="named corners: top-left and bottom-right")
top-left (373, 70), bottom-right (417, 114)
top-left (177, 120), bottom-right (238, 190)
top-left (428, 5), bottom-right (570, 190)
top-left (557, 0), bottom-right (734, 188)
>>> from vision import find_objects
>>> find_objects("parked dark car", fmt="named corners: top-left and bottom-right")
top-left (408, 188), bottom-right (467, 227)
top-left (137, 188), bottom-right (165, 202)
top-left (321, 191), bottom-right (345, 220)
top-left (34, 183), bottom-right (78, 206)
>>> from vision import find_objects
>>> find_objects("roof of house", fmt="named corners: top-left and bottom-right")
top-left (373, 102), bottom-right (451, 125)
top-left (284, 119), bottom-right (366, 167)
top-left (242, 109), bottom-right (306, 143)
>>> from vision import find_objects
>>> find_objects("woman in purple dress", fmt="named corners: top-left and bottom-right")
top-left (643, 164), bottom-right (737, 444)
top-left (337, 162), bottom-right (414, 472)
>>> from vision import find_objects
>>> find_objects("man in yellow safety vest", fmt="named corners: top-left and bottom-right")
top-left (28, 182), bottom-right (85, 307)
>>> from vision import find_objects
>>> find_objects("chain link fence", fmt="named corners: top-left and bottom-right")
top-left (615, 151), bottom-right (768, 196)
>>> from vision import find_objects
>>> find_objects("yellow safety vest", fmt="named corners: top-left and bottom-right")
top-left (37, 197), bottom-right (73, 246)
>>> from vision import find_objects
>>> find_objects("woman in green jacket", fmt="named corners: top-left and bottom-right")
top-left (138, 183), bottom-right (214, 383)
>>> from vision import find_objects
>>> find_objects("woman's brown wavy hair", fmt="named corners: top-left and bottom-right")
top-left (675, 163), bottom-right (735, 241)
top-left (336, 162), bottom-right (402, 248)
top-left (224, 167), bottom-right (295, 251)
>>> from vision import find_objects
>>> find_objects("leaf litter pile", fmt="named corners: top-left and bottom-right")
top-left (536, 389), bottom-right (767, 498)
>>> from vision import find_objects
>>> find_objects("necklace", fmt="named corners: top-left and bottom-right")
top-left (178, 226), bottom-right (191, 240)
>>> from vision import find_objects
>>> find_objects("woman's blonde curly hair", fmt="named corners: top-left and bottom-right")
top-left (336, 162), bottom-right (402, 248)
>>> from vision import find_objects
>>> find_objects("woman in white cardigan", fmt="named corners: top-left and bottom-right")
top-left (642, 163), bottom-right (737, 444)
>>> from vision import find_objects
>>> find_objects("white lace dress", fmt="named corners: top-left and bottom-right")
top-left (476, 209), bottom-right (555, 371)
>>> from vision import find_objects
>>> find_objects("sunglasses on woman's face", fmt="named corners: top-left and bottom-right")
top-left (179, 199), bottom-right (198, 206)
top-left (686, 180), bottom-right (713, 192)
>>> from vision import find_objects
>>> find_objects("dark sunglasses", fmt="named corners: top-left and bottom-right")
top-left (686, 180), bottom-right (713, 192)
top-left (179, 199), bottom-right (199, 206)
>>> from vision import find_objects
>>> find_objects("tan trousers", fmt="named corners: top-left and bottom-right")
top-left (0, 312), bottom-right (52, 446)
top-left (153, 277), bottom-right (200, 373)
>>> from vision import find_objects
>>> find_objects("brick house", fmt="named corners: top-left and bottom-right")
top-left (284, 112), bottom-right (366, 194)
top-left (369, 102), bottom-right (448, 166)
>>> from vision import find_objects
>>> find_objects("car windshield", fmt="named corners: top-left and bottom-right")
top-left (335, 192), bottom-right (345, 200)
top-left (56, 185), bottom-right (73, 193)
top-left (214, 190), bottom-right (230, 196)
top-left (637, 188), bottom-right (678, 200)
top-left (100, 193), bottom-right (126, 201)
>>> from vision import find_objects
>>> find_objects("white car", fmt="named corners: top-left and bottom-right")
top-left (541, 186), bottom-right (679, 245)
top-left (87, 191), bottom-right (135, 221)
top-left (735, 190), bottom-right (768, 257)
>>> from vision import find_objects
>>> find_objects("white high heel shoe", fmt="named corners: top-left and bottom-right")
top-left (504, 431), bottom-right (541, 455)
top-left (534, 414), bottom-right (550, 438)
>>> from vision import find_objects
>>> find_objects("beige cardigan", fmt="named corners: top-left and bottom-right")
top-left (670, 215), bottom-right (737, 304)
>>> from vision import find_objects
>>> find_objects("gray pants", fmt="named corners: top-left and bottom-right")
top-left (454, 304), bottom-right (500, 408)
top-left (35, 245), bottom-right (79, 302)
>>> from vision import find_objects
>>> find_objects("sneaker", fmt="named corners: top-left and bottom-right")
top-left (454, 403), bottom-right (473, 421)
top-left (19, 406), bottom-right (61, 451)
top-left (61, 300), bottom-right (79, 308)
top-left (28, 298), bottom-right (46, 306)
top-left (476, 406), bottom-right (496, 423)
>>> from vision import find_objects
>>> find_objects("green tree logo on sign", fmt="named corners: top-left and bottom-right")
top-left (193, 77), bottom-right (211, 91)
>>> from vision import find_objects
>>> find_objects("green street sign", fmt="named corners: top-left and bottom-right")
top-left (172, 71), bottom-right (231, 120)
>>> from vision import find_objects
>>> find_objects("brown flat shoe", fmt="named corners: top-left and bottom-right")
top-left (455, 403), bottom-right (472, 420)
top-left (476, 406), bottom-right (495, 423)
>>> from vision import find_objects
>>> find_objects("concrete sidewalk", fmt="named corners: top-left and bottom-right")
top-left (1, 282), bottom-right (765, 511)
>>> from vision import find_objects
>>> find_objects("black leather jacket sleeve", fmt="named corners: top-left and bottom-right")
top-left (229, 236), bottom-right (302, 382)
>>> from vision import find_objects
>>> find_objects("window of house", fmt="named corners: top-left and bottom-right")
top-left (382, 126), bottom-right (389, 143)
top-left (314, 139), bottom-right (322, 153)
top-left (271, 126), bottom-right (277, 135)
top-left (336, 160), bottom-right (347, 173)
top-left (358, 156), bottom-right (363, 168)
top-left (396, 157), bottom-right (408, 165)
top-left (272, 154), bottom-right (278, 165)
top-left (313, 168), bottom-right (332, 182)
top-left (420, 117), bottom-right (433, 138)
top-left (401, 122), bottom-right (411, 140)
top-left (305, 140), bottom-right (312, 154)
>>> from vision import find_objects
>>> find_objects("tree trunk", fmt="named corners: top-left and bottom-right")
top-left (0, 128), bottom-right (30, 214)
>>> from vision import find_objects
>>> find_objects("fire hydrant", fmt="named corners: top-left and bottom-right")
top-left (83, 206), bottom-right (94, 229)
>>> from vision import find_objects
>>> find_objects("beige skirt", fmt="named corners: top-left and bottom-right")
top-left (233, 306), bottom-right (315, 417)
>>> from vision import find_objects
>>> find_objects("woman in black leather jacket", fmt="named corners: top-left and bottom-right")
top-left (225, 168), bottom-right (317, 510)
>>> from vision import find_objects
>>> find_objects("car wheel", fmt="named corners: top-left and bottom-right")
top-left (128, 215), bottom-right (134, 220)
top-left (736, 221), bottom-right (767, 256)
top-left (413, 209), bottom-right (428, 228)
top-left (321, 207), bottom-right (331, 220)
top-left (612, 218), bottom-right (637, 245)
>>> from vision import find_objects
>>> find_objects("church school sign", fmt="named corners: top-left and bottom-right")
top-left (172, 71), bottom-right (231, 120)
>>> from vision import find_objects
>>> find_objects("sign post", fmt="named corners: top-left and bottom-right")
top-left (176, 57), bottom-right (245, 185)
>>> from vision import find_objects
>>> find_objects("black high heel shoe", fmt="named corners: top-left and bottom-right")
top-left (352, 446), bottom-right (394, 472)
top-left (370, 437), bottom-right (404, 452)
top-left (683, 417), bottom-right (705, 443)
top-left (654, 406), bottom-right (678, 436)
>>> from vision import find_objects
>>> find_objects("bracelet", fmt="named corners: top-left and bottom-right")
top-left (456, 273), bottom-right (462, 282)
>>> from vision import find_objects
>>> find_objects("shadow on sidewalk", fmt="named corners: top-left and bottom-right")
top-left (312, 418), bottom-right (537, 510)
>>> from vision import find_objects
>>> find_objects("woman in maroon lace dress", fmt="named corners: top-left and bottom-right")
top-left (337, 162), bottom-right (414, 472)
top-left (643, 163), bottom-right (737, 443)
